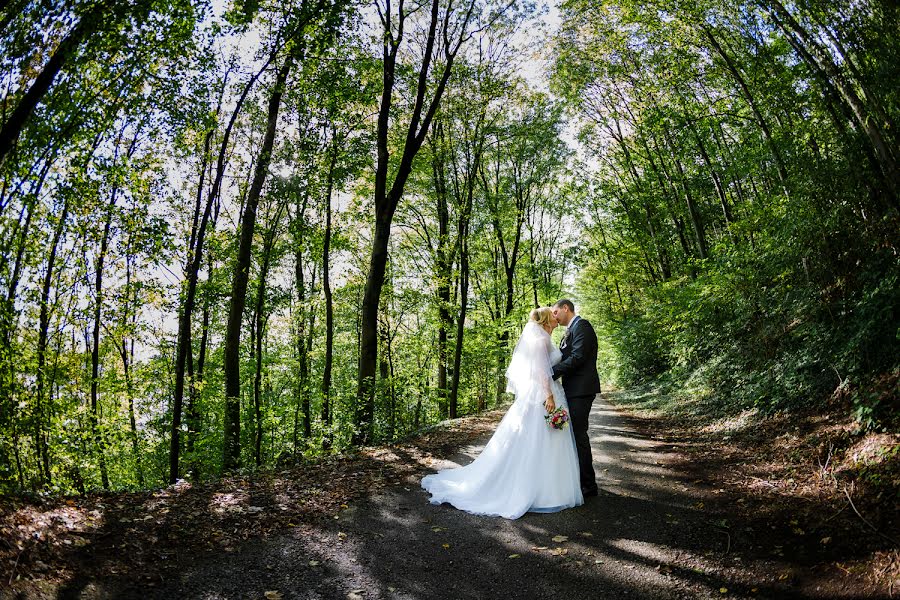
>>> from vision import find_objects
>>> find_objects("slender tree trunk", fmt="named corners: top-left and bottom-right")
top-left (306, 280), bottom-right (317, 437)
top-left (88, 126), bottom-right (139, 490)
top-left (321, 148), bottom-right (336, 449)
top-left (169, 56), bottom-right (273, 483)
top-left (223, 54), bottom-right (293, 471)
top-left (701, 26), bottom-right (790, 192)
top-left (809, 12), bottom-right (895, 136)
top-left (429, 126), bottom-right (452, 419)
top-left (765, 0), bottom-right (899, 206)
top-left (664, 129), bottom-right (708, 259)
top-left (610, 117), bottom-right (672, 279)
top-left (185, 218), bottom-right (214, 479)
top-left (34, 199), bottom-right (68, 485)
top-left (252, 206), bottom-right (283, 467)
top-left (484, 156), bottom-right (526, 406)
top-left (691, 125), bottom-right (735, 233)
top-left (377, 321), bottom-right (390, 436)
top-left (382, 325), bottom-right (397, 439)
top-left (90, 186), bottom-right (118, 490)
top-left (118, 241), bottom-right (144, 487)
top-left (449, 221), bottom-right (470, 414)
top-left (356, 0), bottom-right (471, 444)
top-left (291, 192), bottom-right (311, 451)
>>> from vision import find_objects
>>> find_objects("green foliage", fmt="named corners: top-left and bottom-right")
top-left (0, 0), bottom-right (565, 493)
top-left (556, 0), bottom-right (900, 427)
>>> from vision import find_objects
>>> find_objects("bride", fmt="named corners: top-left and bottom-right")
top-left (421, 307), bottom-right (584, 519)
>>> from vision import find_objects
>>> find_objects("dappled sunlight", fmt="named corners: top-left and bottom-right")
top-left (2, 503), bottom-right (105, 553)
top-left (208, 490), bottom-right (252, 516)
top-left (701, 408), bottom-right (762, 436)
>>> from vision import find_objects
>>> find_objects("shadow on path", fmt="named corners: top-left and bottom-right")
top-left (49, 396), bottom-right (878, 600)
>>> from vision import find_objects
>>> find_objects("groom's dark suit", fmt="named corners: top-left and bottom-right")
top-left (552, 315), bottom-right (601, 494)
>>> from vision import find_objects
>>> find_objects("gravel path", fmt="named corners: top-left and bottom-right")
top-left (50, 396), bottom-right (862, 599)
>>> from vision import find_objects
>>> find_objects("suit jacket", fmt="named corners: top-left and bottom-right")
top-left (552, 316), bottom-right (601, 398)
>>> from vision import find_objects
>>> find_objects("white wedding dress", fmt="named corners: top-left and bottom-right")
top-left (421, 321), bottom-right (584, 519)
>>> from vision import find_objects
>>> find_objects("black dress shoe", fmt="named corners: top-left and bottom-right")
top-left (581, 487), bottom-right (599, 497)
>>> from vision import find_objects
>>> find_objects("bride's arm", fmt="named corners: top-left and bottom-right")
top-left (542, 373), bottom-right (555, 411)
top-left (539, 339), bottom-right (556, 411)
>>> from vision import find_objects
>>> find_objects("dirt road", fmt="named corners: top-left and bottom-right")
top-left (40, 395), bottom-right (880, 599)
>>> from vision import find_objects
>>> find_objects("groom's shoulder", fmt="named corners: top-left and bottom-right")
top-left (576, 316), bottom-right (597, 333)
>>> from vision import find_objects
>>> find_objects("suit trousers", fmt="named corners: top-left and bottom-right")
top-left (567, 393), bottom-right (597, 492)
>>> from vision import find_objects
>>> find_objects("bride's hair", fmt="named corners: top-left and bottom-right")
top-left (530, 306), bottom-right (553, 327)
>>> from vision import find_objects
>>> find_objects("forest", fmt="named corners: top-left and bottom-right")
top-left (0, 0), bottom-right (897, 495)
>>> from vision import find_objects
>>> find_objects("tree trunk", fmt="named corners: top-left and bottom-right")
top-left (701, 25), bottom-right (790, 192)
top-left (449, 220), bottom-right (470, 415)
top-left (355, 0), bottom-right (471, 444)
top-left (321, 148), bottom-right (336, 449)
top-left (664, 129), bottom-right (708, 259)
top-left (119, 252), bottom-right (143, 486)
top-left (186, 206), bottom-right (215, 480)
top-left (169, 57), bottom-right (271, 484)
top-left (383, 324), bottom-right (397, 439)
top-left (291, 193), bottom-right (311, 451)
top-left (0, 4), bottom-right (107, 166)
top-left (765, 0), bottom-right (899, 206)
top-left (252, 205), bottom-right (284, 467)
top-left (223, 54), bottom-right (293, 471)
top-left (34, 199), bottom-right (68, 485)
top-left (378, 321), bottom-right (390, 437)
top-left (610, 116), bottom-right (672, 279)
top-left (90, 185), bottom-right (118, 490)
top-left (429, 125), bottom-right (452, 419)
top-left (691, 124), bottom-right (735, 234)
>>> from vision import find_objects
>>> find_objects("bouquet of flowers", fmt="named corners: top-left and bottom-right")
top-left (545, 406), bottom-right (570, 430)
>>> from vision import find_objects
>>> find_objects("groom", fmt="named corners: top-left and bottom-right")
top-left (551, 299), bottom-right (601, 497)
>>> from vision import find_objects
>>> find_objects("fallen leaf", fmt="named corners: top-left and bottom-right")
top-left (578, 531), bottom-right (593, 537)
top-left (719, 588), bottom-right (728, 594)
top-left (820, 536), bottom-right (831, 545)
top-left (551, 535), bottom-right (568, 543)
top-left (308, 560), bottom-right (320, 567)
top-left (337, 532), bottom-right (347, 540)
top-left (508, 554), bottom-right (520, 559)
top-left (550, 547), bottom-right (568, 556)
top-left (531, 546), bottom-right (548, 551)
top-left (431, 526), bottom-right (445, 532)
top-left (442, 543), bottom-right (450, 549)
top-left (264, 592), bottom-right (282, 600)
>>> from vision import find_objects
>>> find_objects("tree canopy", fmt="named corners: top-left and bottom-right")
top-left (0, 0), bottom-right (896, 493)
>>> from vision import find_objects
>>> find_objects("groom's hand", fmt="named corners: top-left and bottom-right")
top-left (544, 395), bottom-right (556, 413)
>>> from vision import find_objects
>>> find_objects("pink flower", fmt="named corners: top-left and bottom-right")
top-left (545, 407), bottom-right (569, 430)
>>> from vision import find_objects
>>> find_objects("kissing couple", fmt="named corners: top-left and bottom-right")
top-left (422, 299), bottom-right (601, 519)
